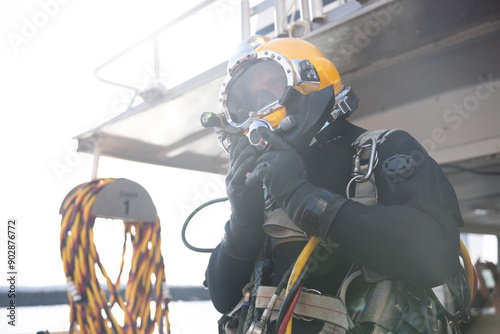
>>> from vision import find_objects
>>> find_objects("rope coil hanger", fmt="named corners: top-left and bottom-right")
top-left (59, 178), bottom-right (170, 334)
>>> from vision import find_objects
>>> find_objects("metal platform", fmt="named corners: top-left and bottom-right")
top-left (75, 0), bottom-right (500, 234)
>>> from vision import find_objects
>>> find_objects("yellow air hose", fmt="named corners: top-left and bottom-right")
top-left (283, 236), bottom-right (321, 334)
top-left (281, 238), bottom-right (476, 334)
top-left (60, 178), bottom-right (170, 334)
top-left (459, 239), bottom-right (476, 301)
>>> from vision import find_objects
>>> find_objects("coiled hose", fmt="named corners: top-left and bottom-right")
top-left (60, 178), bottom-right (170, 334)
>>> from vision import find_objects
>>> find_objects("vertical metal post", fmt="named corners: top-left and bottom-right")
top-left (497, 235), bottom-right (500, 273)
top-left (299, 0), bottom-right (311, 22)
top-left (153, 35), bottom-right (160, 81)
top-left (274, 0), bottom-right (288, 37)
top-left (310, 0), bottom-right (325, 22)
top-left (91, 140), bottom-right (100, 181)
top-left (241, 0), bottom-right (251, 39)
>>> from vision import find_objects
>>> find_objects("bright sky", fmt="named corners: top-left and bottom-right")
top-left (1, 0), bottom-right (497, 290)
top-left (4, 2), bottom-right (497, 334)
top-left (0, 0), bottom-right (242, 288)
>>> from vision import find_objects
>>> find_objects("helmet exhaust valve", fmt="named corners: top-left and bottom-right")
top-left (247, 119), bottom-right (273, 151)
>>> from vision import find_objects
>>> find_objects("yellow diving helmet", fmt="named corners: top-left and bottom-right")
top-left (211, 35), bottom-right (358, 152)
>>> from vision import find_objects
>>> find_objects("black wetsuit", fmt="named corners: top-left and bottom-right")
top-left (206, 119), bottom-right (463, 333)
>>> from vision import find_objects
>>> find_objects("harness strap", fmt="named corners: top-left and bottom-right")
top-left (319, 322), bottom-right (346, 334)
top-left (255, 286), bottom-right (349, 332)
top-left (262, 129), bottom-right (400, 243)
top-left (351, 129), bottom-right (397, 148)
top-left (231, 129), bottom-right (401, 333)
top-left (350, 179), bottom-right (377, 206)
top-left (349, 129), bottom-right (399, 206)
top-left (262, 208), bottom-right (309, 248)
top-left (349, 130), bottom-right (400, 282)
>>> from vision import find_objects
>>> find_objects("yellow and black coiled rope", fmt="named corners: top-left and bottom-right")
top-left (60, 178), bottom-right (170, 334)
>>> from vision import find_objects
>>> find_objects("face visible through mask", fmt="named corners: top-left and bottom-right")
top-left (250, 63), bottom-right (286, 105)
top-left (226, 59), bottom-right (287, 125)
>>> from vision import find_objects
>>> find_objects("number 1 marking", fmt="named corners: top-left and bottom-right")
top-left (123, 200), bottom-right (130, 215)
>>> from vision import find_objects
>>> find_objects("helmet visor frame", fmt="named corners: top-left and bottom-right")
top-left (219, 50), bottom-right (296, 128)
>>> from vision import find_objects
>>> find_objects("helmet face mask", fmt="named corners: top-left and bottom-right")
top-left (222, 54), bottom-right (294, 127)
top-left (216, 36), bottom-right (356, 152)
top-left (220, 47), bottom-right (322, 130)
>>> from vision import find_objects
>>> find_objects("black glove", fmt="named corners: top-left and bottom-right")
top-left (222, 135), bottom-right (266, 260)
top-left (246, 128), bottom-right (348, 240)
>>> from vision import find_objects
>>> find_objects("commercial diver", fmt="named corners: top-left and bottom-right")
top-left (202, 36), bottom-right (472, 334)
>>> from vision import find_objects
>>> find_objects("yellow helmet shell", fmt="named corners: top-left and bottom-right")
top-left (256, 37), bottom-right (343, 95)
top-left (219, 36), bottom-right (347, 131)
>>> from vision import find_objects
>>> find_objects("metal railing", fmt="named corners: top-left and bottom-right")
top-left (241, 0), bottom-right (355, 39)
top-left (93, 0), bottom-right (359, 101)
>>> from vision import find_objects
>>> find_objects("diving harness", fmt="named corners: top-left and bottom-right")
top-left (183, 130), bottom-right (477, 334)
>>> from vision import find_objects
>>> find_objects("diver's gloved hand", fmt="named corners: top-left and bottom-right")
top-left (246, 128), bottom-right (348, 239)
top-left (222, 135), bottom-right (266, 260)
top-left (245, 128), bottom-right (310, 221)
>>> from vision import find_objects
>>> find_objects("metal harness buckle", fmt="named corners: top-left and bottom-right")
top-left (346, 137), bottom-right (379, 199)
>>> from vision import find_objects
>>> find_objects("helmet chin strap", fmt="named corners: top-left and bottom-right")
top-left (281, 85), bottom-right (336, 152)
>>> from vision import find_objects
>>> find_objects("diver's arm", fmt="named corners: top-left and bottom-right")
top-left (329, 200), bottom-right (460, 287)
top-left (206, 240), bottom-right (259, 313)
top-left (206, 135), bottom-right (266, 313)
top-left (249, 129), bottom-right (462, 288)
top-left (303, 131), bottom-right (462, 287)
top-left (206, 214), bottom-right (266, 314)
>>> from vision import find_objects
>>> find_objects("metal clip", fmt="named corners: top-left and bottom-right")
top-left (217, 130), bottom-right (231, 156)
top-left (246, 321), bottom-right (266, 334)
top-left (346, 138), bottom-right (379, 199)
top-left (352, 154), bottom-right (361, 177)
top-left (246, 290), bottom-right (281, 334)
top-left (352, 138), bottom-right (378, 183)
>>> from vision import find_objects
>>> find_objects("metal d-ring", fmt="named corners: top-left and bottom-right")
top-left (354, 138), bottom-right (378, 182)
top-left (346, 175), bottom-right (378, 199)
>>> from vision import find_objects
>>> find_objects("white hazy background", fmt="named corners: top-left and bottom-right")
top-left (0, 0), bottom-right (243, 287)
top-left (0, 0), bottom-right (245, 332)
top-left (0, 1), bottom-right (498, 333)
